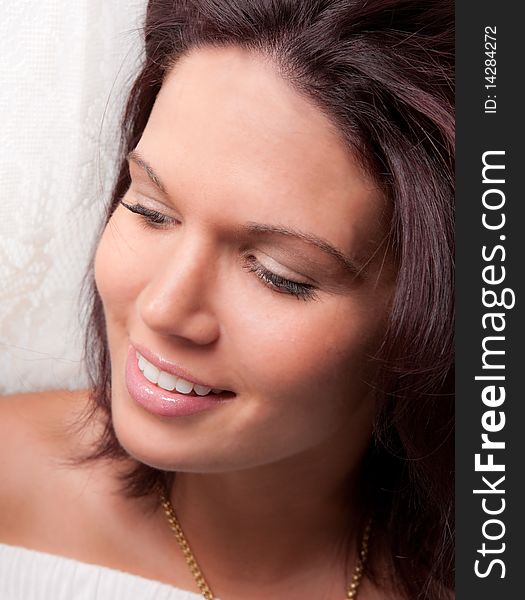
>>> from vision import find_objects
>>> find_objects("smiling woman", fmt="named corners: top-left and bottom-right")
top-left (96, 44), bottom-right (394, 482)
top-left (0, 1), bottom-right (454, 600)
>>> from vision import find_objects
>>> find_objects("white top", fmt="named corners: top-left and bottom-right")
top-left (0, 543), bottom-right (203, 600)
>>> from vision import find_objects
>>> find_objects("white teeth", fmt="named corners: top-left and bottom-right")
top-left (136, 351), bottom-right (225, 396)
top-left (194, 384), bottom-right (213, 396)
top-left (143, 362), bottom-right (160, 385)
top-left (175, 378), bottom-right (193, 394)
top-left (157, 371), bottom-right (177, 391)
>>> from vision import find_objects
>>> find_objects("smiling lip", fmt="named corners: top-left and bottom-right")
top-left (131, 341), bottom-right (232, 391)
top-left (125, 346), bottom-right (235, 418)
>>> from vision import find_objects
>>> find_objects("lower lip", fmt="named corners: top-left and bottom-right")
top-left (125, 346), bottom-right (234, 417)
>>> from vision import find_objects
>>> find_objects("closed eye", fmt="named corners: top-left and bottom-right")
top-left (120, 199), bottom-right (319, 301)
top-left (242, 256), bottom-right (319, 301)
top-left (120, 200), bottom-right (176, 228)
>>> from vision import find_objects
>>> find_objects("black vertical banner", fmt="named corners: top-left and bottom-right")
top-left (456, 1), bottom-right (523, 598)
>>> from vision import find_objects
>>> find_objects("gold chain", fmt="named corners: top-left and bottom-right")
top-left (158, 482), bottom-right (371, 600)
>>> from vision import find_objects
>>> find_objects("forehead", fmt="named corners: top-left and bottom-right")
top-left (138, 46), bottom-right (389, 263)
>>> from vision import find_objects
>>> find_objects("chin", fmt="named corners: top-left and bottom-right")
top-left (110, 408), bottom-right (226, 473)
top-left (111, 416), bottom-right (285, 475)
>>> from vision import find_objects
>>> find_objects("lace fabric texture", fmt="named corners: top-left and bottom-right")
top-left (0, 1), bottom-right (146, 394)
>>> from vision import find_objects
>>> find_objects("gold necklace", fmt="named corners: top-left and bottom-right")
top-left (158, 483), bottom-right (371, 600)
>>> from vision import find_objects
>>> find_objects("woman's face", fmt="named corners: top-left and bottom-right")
top-left (94, 46), bottom-right (395, 474)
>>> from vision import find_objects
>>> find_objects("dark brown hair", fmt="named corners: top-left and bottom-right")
top-left (79, 1), bottom-right (454, 598)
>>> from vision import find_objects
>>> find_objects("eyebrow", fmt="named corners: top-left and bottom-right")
top-left (127, 150), bottom-right (360, 276)
top-left (128, 150), bottom-right (168, 194)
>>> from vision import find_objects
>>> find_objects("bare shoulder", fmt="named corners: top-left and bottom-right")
top-left (0, 389), bottom-right (97, 531)
top-left (0, 390), bottom-right (164, 573)
top-left (0, 388), bottom-right (93, 457)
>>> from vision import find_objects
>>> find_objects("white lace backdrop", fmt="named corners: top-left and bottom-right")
top-left (0, 1), bottom-right (146, 395)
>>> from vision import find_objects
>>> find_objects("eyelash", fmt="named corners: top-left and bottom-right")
top-left (241, 258), bottom-right (318, 301)
top-left (120, 200), bottom-right (172, 227)
top-left (119, 200), bottom-right (319, 301)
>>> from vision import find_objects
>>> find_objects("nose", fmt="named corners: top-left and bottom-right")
top-left (138, 234), bottom-right (221, 345)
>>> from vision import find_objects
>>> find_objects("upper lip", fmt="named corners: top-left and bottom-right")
top-left (131, 342), bottom-right (232, 392)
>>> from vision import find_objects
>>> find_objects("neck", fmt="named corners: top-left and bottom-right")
top-left (163, 439), bottom-right (369, 597)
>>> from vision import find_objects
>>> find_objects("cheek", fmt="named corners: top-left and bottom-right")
top-left (207, 301), bottom-right (383, 467)
top-left (93, 218), bottom-right (145, 326)
top-left (227, 297), bottom-right (385, 408)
